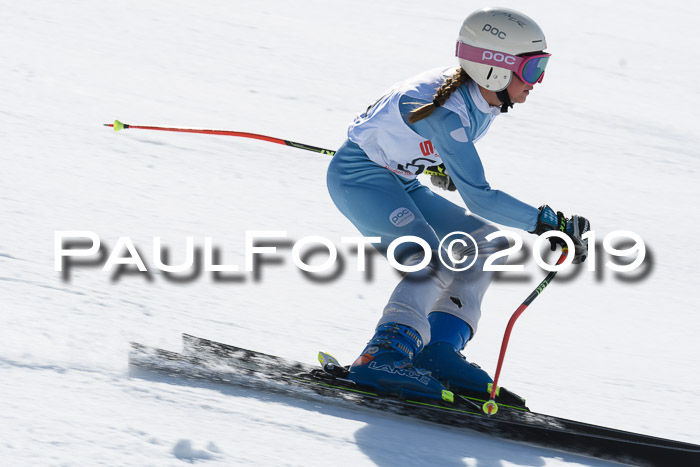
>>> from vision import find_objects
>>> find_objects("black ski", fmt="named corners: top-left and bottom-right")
top-left (128, 334), bottom-right (700, 467)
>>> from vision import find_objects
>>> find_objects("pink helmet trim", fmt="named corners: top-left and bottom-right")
top-left (455, 41), bottom-right (550, 84)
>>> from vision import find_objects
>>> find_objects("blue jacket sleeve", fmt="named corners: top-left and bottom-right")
top-left (409, 106), bottom-right (539, 232)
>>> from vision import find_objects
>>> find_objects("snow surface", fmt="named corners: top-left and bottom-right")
top-left (2, 0), bottom-right (699, 465)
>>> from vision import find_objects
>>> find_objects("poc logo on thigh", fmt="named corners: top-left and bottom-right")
top-left (389, 207), bottom-right (415, 227)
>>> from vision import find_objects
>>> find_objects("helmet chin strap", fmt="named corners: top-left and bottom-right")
top-left (496, 89), bottom-right (513, 113)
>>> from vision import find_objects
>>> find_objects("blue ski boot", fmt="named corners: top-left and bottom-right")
top-left (413, 312), bottom-right (493, 393)
top-left (347, 323), bottom-right (453, 402)
top-left (413, 313), bottom-right (527, 409)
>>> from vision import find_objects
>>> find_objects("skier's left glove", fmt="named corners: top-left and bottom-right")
top-left (531, 205), bottom-right (590, 263)
top-left (564, 215), bottom-right (591, 264)
top-left (428, 164), bottom-right (456, 191)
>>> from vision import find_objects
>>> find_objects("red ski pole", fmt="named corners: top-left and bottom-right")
top-left (483, 246), bottom-right (569, 415)
top-left (103, 120), bottom-right (449, 177)
top-left (104, 120), bottom-right (337, 155)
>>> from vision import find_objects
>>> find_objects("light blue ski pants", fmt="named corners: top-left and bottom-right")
top-left (327, 139), bottom-right (508, 344)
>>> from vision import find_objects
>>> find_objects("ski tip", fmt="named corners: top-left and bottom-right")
top-left (441, 390), bottom-right (454, 403)
top-left (482, 399), bottom-right (499, 415)
top-left (113, 119), bottom-right (125, 132)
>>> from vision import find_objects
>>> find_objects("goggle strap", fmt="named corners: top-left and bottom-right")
top-left (455, 41), bottom-right (524, 73)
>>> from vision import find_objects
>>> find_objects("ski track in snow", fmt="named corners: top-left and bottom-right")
top-left (2, 0), bottom-right (699, 465)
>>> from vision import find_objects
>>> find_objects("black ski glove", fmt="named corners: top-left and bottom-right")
top-left (564, 215), bottom-right (591, 264)
top-left (531, 205), bottom-right (590, 264)
top-left (427, 164), bottom-right (456, 191)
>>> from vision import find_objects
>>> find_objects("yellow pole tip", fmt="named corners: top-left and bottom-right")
top-left (482, 400), bottom-right (499, 415)
top-left (113, 120), bottom-right (125, 132)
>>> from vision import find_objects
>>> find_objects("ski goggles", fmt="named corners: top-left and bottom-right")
top-left (455, 41), bottom-right (551, 85)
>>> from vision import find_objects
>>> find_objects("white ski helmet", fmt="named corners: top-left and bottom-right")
top-left (456, 7), bottom-right (548, 91)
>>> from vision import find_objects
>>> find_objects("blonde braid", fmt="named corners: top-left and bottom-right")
top-left (407, 68), bottom-right (469, 124)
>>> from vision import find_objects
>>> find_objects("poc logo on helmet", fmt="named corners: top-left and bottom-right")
top-left (389, 207), bottom-right (415, 227)
top-left (482, 50), bottom-right (516, 65)
top-left (482, 24), bottom-right (507, 39)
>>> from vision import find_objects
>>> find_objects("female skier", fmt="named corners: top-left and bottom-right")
top-left (326, 7), bottom-right (589, 402)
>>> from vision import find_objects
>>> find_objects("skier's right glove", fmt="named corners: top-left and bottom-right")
top-left (531, 205), bottom-right (590, 263)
